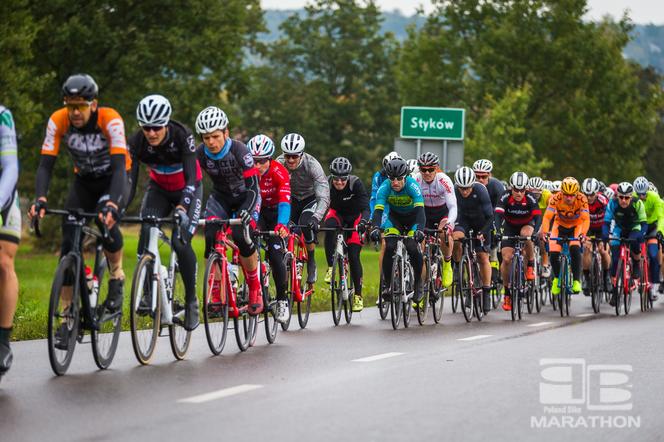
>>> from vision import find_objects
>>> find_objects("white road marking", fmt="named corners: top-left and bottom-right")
top-left (576, 313), bottom-right (594, 317)
top-left (528, 322), bottom-right (553, 327)
top-left (178, 384), bottom-right (263, 404)
top-left (457, 334), bottom-right (493, 341)
top-left (352, 352), bottom-right (404, 362)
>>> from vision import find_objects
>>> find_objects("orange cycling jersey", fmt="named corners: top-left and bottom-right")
top-left (542, 192), bottom-right (589, 234)
top-left (41, 107), bottom-right (130, 177)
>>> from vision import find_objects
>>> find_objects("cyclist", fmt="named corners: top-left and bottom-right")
top-left (195, 106), bottom-right (263, 315)
top-left (603, 182), bottom-right (647, 306)
top-left (495, 171), bottom-right (541, 311)
top-left (580, 178), bottom-right (611, 294)
top-left (551, 180), bottom-right (562, 194)
top-left (452, 166), bottom-right (494, 313)
top-left (370, 157), bottom-right (425, 304)
top-left (127, 95), bottom-right (202, 330)
top-left (541, 177), bottom-right (589, 295)
top-left (633, 176), bottom-right (664, 300)
top-left (247, 134), bottom-right (292, 323)
top-left (29, 74), bottom-right (130, 316)
top-left (528, 176), bottom-right (552, 278)
top-left (414, 152), bottom-right (456, 288)
top-left (277, 133), bottom-right (330, 285)
top-left (323, 157), bottom-right (369, 312)
top-left (370, 151), bottom-right (401, 217)
top-left (0, 105), bottom-right (20, 382)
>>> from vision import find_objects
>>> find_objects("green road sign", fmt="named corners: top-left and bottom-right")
top-left (400, 106), bottom-right (465, 140)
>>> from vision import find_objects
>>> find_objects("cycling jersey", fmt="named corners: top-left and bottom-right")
top-left (0, 106), bottom-right (18, 211)
top-left (276, 152), bottom-right (330, 222)
top-left (636, 191), bottom-right (664, 234)
top-left (542, 192), bottom-right (590, 234)
top-left (485, 177), bottom-right (506, 209)
top-left (128, 120), bottom-right (202, 210)
top-left (587, 193), bottom-right (609, 231)
top-left (258, 159), bottom-right (291, 226)
top-left (414, 171), bottom-right (457, 225)
top-left (328, 175), bottom-right (369, 220)
top-left (537, 189), bottom-right (552, 211)
top-left (455, 183), bottom-right (494, 233)
top-left (603, 197), bottom-right (647, 234)
top-left (495, 193), bottom-right (541, 227)
top-left (369, 169), bottom-right (388, 215)
top-left (371, 176), bottom-right (425, 232)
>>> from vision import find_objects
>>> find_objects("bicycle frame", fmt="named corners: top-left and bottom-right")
top-left (286, 231), bottom-right (314, 302)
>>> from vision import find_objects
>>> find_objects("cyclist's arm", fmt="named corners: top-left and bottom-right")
top-left (541, 204), bottom-right (556, 234)
top-left (635, 200), bottom-right (648, 232)
top-left (126, 147), bottom-right (140, 208)
top-left (35, 111), bottom-right (66, 200)
top-left (310, 157), bottom-right (330, 222)
top-left (275, 163), bottom-right (291, 226)
top-left (369, 171), bottom-right (381, 216)
top-left (354, 178), bottom-right (370, 221)
top-left (479, 186), bottom-right (494, 233)
top-left (657, 195), bottom-right (664, 235)
top-left (371, 181), bottom-right (389, 227)
top-left (0, 108), bottom-right (18, 209)
top-left (177, 150), bottom-right (198, 211)
top-left (574, 209), bottom-right (590, 237)
top-left (108, 154), bottom-right (127, 206)
top-left (99, 109), bottom-right (129, 206)
top-left (442, 174), bottom-right (457, 226)
top-left (494, 196), bottom-right (506, 232)
top-left (35, 154), bottom-right (56, 200)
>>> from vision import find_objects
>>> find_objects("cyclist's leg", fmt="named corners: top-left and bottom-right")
top-left (548, 223), bottom-right (563, 293)
top-left (260, 210), bottom-right (288, 302)
top-left (323, 210), bottom-right (341, 282)
top-left (646, 223), bottom-right (660, 293)
top-left (500, 243), bottom-right (514, 309)
top-left (0, 192), bottom-right (20, 376)
top-left (382, 234), bottom-right (399, 298)
top-left (452, 225), bottom-right (466, 262)
top-left (298, 199), bottom-right (319, 284)
top-left (628, 230), bottom-right (642, 279)
top-left (521, 224), bottom-right (535, 279)
top-left (171, 185), bottom-right (202, 305)
top-left (345, 214), bottom-right (364, 302)
top-left (227, 196), bottom-right (262, 312)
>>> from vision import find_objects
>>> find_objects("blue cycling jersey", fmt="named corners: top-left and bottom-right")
top-left (374, 176), bottom-right (424, 215)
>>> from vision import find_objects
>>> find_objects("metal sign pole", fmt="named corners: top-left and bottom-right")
top-left (443, 139), bottom-right (448, 171)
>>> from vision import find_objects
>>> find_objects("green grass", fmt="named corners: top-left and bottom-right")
top-left (13, 231), bottom-right (382, 341)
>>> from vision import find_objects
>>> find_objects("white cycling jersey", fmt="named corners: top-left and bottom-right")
top-left (415, 171), bottom-right (457, 225)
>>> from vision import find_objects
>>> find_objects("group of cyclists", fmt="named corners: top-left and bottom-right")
top-left (0, 72), bottom-right (662, 380)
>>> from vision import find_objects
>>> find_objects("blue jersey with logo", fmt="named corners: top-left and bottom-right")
top-left (374, 176), bottom-right (424, 215)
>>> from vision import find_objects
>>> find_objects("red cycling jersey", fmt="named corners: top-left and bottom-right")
top-left (588, 193), bottom-right (608, 231)
top-left (259, 160), bottom-right (291, 209)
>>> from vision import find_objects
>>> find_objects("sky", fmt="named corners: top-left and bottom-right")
top-left (261, 0), bottom-right (664, 24)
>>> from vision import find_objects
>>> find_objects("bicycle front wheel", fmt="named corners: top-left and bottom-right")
top-left (262, 265), bottom-right (278, 344)
top-left (203, 254), bottom-right (229, 355)
top-left (416, 254), bottom-right (431, 326)
top-left (591, 257), bottom-right (602, 314)
top-left (343, 260), bottom-right (354, 325)
top-left (169, 261), bottom-right (192, 360)
top-left (460, 257), bottom-right (473, 323)
top-left (281, 254), bottom-right (295, 331)
top-left (130, 254), bottom-right (161, 365)
top-left (378, 272), bottom-right (389, 320)
top-left (472, 262), bottom-right (484, 321)
top-left (91, 257), bottom-right (121, 370)
top-left (330, 256), bottom-right (343, 326)
top-left (390, 256), bottom-right (403, 330)
top-left (47, 254), bottom-right (81, 376)
top-left (297, 286), bottom-right (312, 329)
top-left (431, 258), bottom-right (444, 324)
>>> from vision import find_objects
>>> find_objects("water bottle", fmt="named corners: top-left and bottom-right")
top-left (85, 266), bottom-right (98, 307)
top-left (262, 262), bottom-right (270, 288)
top-left (159, 264), bottom-right (169, 294)
top-left (229, 263), bottom-right (239, 292)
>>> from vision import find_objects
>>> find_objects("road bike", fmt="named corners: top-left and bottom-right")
top-left (421, 228), bottom-right (445, 324)
top-left (456, 231), bottom-right (485, 322)
top-left (502, 235), bottom-right (534, 321)
top-left (281, 225), bottom-right (315, 330)
top-left (549, 236), bottom-right (578, 317)
top-left (586, 237), bottom-right (607, 314)
top-left (320, 226), bottom-right (358, 326)
top-left (384, 233), bottom-right (416, 330)
top-left (609, 236), bottom-right (637, 316)
top-left (34, 209), bottom-right (121, 375)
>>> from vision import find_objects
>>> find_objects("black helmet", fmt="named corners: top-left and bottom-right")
top-left (385, 157), bottom-right (409, 179)
top-left (417, 152), bottom-right (439, 167)
top-left (330, 157), bottom-right (352, 176)
top-left (62, 74), bottom-right (98, 100)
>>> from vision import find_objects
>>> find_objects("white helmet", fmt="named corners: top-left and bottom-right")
top-left (649, 181), bottom-right (659, 195)
top-left (382, 151), bottom-right (401, 169)
top-left (247, 134), bottom-right (275, 158)
top-left (581, 178), bottom-right (600, 195)
top-left (136, 94), bottom-right (172, 127)
top-left (195, 106), bottom-right (229, 134)
top-left (407, 159), bottom-right (419, 175)
top-left (604, 187), bottom-right (615, 200)
top-left (633, 176), bottom-right (649, 195)
top-left (552, 180), bottom-right (562, 192)
top-left (455, 166), bottom-right (476, 187)
top-left (528, 176), bottom-right (544, 191)
top-left (473, 159), bottom-right (493, 173)
top-left (509, 171), bottom-right (529, 190)
top-left (280, 133), bottom-right (305, 155)
top-left (617, 182), bottom-right (633, 196)
top-left (542, 180), bottom-right (553, 191)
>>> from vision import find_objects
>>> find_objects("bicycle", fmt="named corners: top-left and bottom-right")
top-left (549, 236), bottom-right (578, 317)
top-left (586, 237), bottom-right (607, 314)
top-left (383, 233), bottom-right (416, 330)
top-left (281, 225), bottom-right (315, 330)
top-left (123, 214), bottom-right (192, 364)
top-left (33, 209), bottom-right (121, 375)
top-left (320, 226), bottom-right (358, 326)
top-left (199, 218), bottom-right (260, 355)
top-left (456, 231), bottom-right (485, 322)
top-left (609, 236), bottom-right (637, 316)
top-left (638, 236), bottom-right (656, 312)
top-left (254, 230), bottom-right (281, 343)
top-left (501, 235), bottom-right (534, 321)
top-left (421, 227), bottom-right (445, 324)
top-left (534, 243), bottom-right (550, 311)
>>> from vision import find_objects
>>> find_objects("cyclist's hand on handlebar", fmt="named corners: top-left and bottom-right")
top-left (274, 223), bottom-right (289, 238)
top-left (437, 218), bottom-right (448, 232)
top-left (308, 217), bottom-right (320, 234)
top-left (414, 230), bottom-right (425, 243)
top-left (357, 218), bottom-right (368, 234)
top-left (238, 209), bottom-right (252, 226)
top-left (370, 227), bottom-right (381, 243)
top-left (29, 198), bottom-right (47, 220)
top-left (99, 202), bottom-right (120, 229)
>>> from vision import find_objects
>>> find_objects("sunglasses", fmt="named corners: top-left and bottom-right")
top-left (332, 175), bottom-right (349, 182)
top-left (389, 176), bottom-right (405, 182)
top-left (141, 125), bottom-right (165, 133)
top-left (254, 157), bottom-right (270, 164)
top-left (618, 195), bottom-right (631, 200)
top-left (475, 174), bottom-right (489, 179)
top-left (512, 188), bottom-right (526, 194)
top-left (64, 101), bottom-right (93, 112)
top-left (420, 167), bottom-right (436, 173)
top-left (284, 154), bottom-right (301, 160)
top-left (458, 186), bottom-right (472, 191)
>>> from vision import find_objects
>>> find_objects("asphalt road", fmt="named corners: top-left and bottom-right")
top-left (1, 292), bottom-right (663, 442)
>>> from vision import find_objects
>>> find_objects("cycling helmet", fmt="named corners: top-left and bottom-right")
top-left (581, 178), bottom-right (600, 195)
top-left (330, 157), bottom-right (352, 176)
top-left (247, 134), bottom-right (275, 158)
top-left (417, 152), bottom-right (439, 167)
top-left (280, 133), bottom-right (305, 155)
top-left (552, 180), bottom-right (562, 192)
top-left (560, 177), bottom-right (579, 195)
top-left (385, 158), bottom-right (409, 179)
top-left (528, 176), bottom-right (544, 191)
top-left (616, 182), bottom-right (633, 196)
top-left (195, 106), bottom-right (229, 134)
top-left (649, 181), bottom-right (659, 195)
top-left (509, 171), bottom-right (529, 190)
top-left (406, 159), bottom-right (419, 175)
top-left (542, 180), bottom-right (553, 191)
top-left (472, 159), bottom-right (493, 173)
top-left (633, 176), bottom-right (649, 195)
top-left (136, 94), bottom-right (171, 127)
top-left (604, 187), bottom-right (615, 200)
top-left (609, 183), bottom-right (618, 193)
top-left (454, 166), bottom-right (476, 187)
top-left (382, 151), bottom-right (401, 169)
top-left (62, 74), bottom-right (98, 100)
top-left (598, 181), bottom-right (607, 193)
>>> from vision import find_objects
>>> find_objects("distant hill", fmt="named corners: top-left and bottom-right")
top-left (262, 10), bottom-right (664, 73)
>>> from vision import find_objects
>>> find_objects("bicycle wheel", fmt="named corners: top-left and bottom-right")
top-left (403, 262), bottom-right (414, 328)
top-left (624, 278), bottom-right (632, 315)
top-left (614, 260), bottom-right (624, 316)
top-left (202, 254), bottom-right (229, 355)
top-left (533, 264), bottom-right (542, 314)
top-left (639, 259), bottom-right (647, 313)
top-left (390, 255), bottom-right (403, 330)
top-left (378, 272), bottom-right (390, 320)
top-left (330, 255), bottom-right (343, 326)
top-left (233, 279), bottom-right (257, 351)
top-left (416, 254), bottom-right (431, 326)
top-left (280, 253), bottom-right (295, 331)
top-left (431, 257), bottom-right (444, 324)
top-left (262, 264), bottom-right (278, 344)
top-left (460, 256), bottom-right (473, 323)
top-left (343, 260), bottom-right (354, 325)
top-left (47, 254), bottom-right (81, 376)
top-left (591, 256), bottom-right (602, 314)
top-left (510, 257), bottom-right (519, 321)
top-left (297, 287), bottom-right (312, 329)
top-left (525, 263), bottom-right (534, 315)
top-left (491, 265), bottom-right (502, 308)
top-left (472, 262), bottom-right (484, 321)
top-left (91, 257), bottom-right (121, 370)
top-left (451, 261), bottom-right (460, 313)
top-left (130, 254), bottom-right (161, 365)
top-left (169, 261), bottom-right (192, 360)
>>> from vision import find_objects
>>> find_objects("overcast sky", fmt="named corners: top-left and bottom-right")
top-left (261, 0), bottom-right (664, 24)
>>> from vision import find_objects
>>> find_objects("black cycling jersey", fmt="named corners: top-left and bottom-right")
top-left (328, 175), bottom-right (369, 220)
top-left (127, 120), bottom-right (201, 211)
top-left (495, 192), bottom-right (541, 228)
top-left (455, 183), bottom-right (494, 232)
top-left (486, 177), bottom-right (506, 209)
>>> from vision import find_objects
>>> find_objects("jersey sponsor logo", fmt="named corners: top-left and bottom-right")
top-left (186, 134), bottom-right (196, 152)
top-left (105, 118), bottom-right (127, 149)
top-left (243, 152), bottom-right (254, 168)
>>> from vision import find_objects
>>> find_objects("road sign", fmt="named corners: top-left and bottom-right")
top-left (400, 106), bottom-right (465, 140)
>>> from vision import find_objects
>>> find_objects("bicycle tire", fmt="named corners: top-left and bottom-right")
top-left (390, 255), bottom-right (403, 330)
top-left (280, 253), bottom-right (295, 331)
top-left (451, 262), bottom-right (460, 313)
top-left (403, 261), bottom-right (414, 328)
top-left (591, 255), bottom-right (602, 314)
top-left (130, 254), bottom-right (161, 365)
top-left (510, 255), bottom-right (519, 322)
top-left (91, 257), bottom-right (121, 370)
top-left (472, 261), bottom-right (483, 321)
top-left (533, 262), bottom-right (542, 313)
top-left (169, 261), bottom-right (192, 360)
top-left (330, 255), bottom-right (343, 326)
top-left (460, 256), bottom-right (473, 323)
top-left (234, 314), bottom-right (256, 352)
top-left (203, 254), bottom-right (229, 355)
top-left (491, 266), bottom-right (502, 308)
top-left (262, 263), bottom-right (278, 344)
top-left (525, 261), bottom-right (534, 315)
top-left (378, 272), bottom-right (389, 320)
top-left (613, 260), bottom-right (624, 316)
top-left (416, 254), bottom-right (431, 325)
top-left (47, 254), bottom-right (81, 376)
top-left (343, 259), bottom-right (353, 324)
top-left (431, 257), bottom-right (444, 323)
top-left (297, 287), bottom-right (312, 329)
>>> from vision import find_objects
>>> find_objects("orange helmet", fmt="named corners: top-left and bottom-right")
top-left (560, 177), bottom-right (580, 195)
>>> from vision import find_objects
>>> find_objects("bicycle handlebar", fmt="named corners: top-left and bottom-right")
top-left (32, 208), bottom-right (111, 241)
top-left (501, 235), bottom-right (537, 242)
top-left (122, 215), bottom-right (177, 225)
top-left (197, 218), bottom-right (244, 227)
top-left (318, 227), bottom-right (358, 232)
